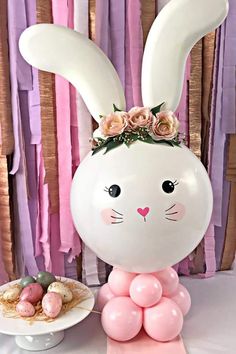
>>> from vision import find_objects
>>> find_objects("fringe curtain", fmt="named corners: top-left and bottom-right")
top-left (0, 0), bottom-right (235, 284)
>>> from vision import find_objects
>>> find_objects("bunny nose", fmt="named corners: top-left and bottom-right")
top-left (137, 207), bottom-right (150, 218)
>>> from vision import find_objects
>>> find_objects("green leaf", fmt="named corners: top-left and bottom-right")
top-left (151, 102), bottom-right (165, 116)
top-left (113, 104), bottom-right (122, 112)
top-left (172, 140), bottom-right (181, 147)
top-left (92, 144), bottom-right (106, 155)
top-left (129, 133), bottom-right (140, 141)
top-left (143, 135), bottom-right (155, 144)
top-left (104, 140), bottom-right (123, 154)
top-left (153, 139), bottom-right (174, 147)
top-left (91, 138), bottom-right (112, 155)
top-left (124, 133), bottom-right (139, 147)
top-left (96, 137), bottom-right (106, 143)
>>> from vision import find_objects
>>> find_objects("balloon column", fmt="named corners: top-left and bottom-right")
top-left (19, 0), bottom-right (228, 344)
top-left (99, 267), bottom-right (191, 342)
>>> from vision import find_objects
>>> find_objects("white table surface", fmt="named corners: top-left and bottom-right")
top-left (0, 268), bottom-right (235, 354)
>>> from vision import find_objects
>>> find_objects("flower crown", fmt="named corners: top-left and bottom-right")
top-left (92, 103), bottom-right (183, 155)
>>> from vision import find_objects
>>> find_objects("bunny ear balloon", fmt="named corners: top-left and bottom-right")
top-left (142, 0), bottom-right (229, 111)
top-left (19, 24), bottom-right (126, 121)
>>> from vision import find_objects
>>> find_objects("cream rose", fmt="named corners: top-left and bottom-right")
top-left (99, 112), bottom-right (128, 137)
top-left (127, 106), bottom-right (153, 130)
top-left (151, 111), bottom-right (179, 140)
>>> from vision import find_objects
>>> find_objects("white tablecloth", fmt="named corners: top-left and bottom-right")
top-left (0, 268), bottom-right (235, 354)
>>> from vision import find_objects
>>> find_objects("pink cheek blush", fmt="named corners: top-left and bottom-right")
top-left (173, 202), bottom-right (186, 220)
top-left (101, 208), bottom-right (116, 225)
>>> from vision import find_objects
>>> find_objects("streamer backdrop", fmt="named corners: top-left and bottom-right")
top-left (0, 0), bottom-right (234, 285)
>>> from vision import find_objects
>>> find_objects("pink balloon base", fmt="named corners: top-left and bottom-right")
top-left (97, 267), bottom-right (191, 344)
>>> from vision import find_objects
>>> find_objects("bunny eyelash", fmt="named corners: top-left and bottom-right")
top-left (173, 180), bottom-right (179, 186)
top-left (104, 186), bottom-right (109, 192)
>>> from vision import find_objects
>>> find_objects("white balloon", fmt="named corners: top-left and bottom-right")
top-left (142, 0), bottom-right (228, 111)
top-left (70, 142), bottom-right (213, 273)
top-left (19, 24), bottom-right (126, 121)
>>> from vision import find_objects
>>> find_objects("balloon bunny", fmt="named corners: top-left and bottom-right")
top-left (19, 0), bottom-right (228, 343)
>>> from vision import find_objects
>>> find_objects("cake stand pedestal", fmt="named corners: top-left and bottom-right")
top-left (15, 331), bottom-right (65, 351)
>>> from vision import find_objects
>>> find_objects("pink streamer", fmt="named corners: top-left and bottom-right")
top-left (68, 0), bottom-right (80, 169)
top-left (201, 223), bottom-right (216, 278)
top-left (37, 145), bottom-right (51, 272)
top-left (36, 145), bottom-right (65, 275)
top-left (127, 0), bottom-right (143, 106)
top-left (0, 226), bottom-right (9, 285)
top-left (52, 0), bottom-right (81, 260)
top-left (74, 0), bottom-right (100, 286)
top-left (175, 57), bottom-right (190, 145)
top-left (26, 0), bottom-right (41, 145)
top-left (175, 58), bottom-right (191, 275)
top-left (200, 30), bottom-right (222, 277)
top-left (125, 0), bottom-right (143, 109)
top-left (50, 213), bottom-right (65, 276)
top-left (95, 0), bottom-right (115, 285)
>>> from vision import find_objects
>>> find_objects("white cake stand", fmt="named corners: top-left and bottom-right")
top-left (0, 277), bottom-right (95, 351)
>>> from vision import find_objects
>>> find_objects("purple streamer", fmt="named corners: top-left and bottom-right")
top-left (110, 0), bottom-right (125, 89)
top-left (19, 91), bottom-right (45, 272)
top-left (221, 0), bottom-right (236, 133)
top-left (210, 23), bottom-right (227, 227)
top-left (25, 0), bottom-right (41, 144)
top-left (95, 0), bottom-right (111, 57)
top-left (125, 0), bottom-right (143, 109)
top-left (7, 0), bottom-right (38, 275)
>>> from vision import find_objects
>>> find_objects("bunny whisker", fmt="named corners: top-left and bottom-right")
top-left (112, 221), bottom-right (124, 225)
top-left (112, 209), bottom-right (123, 216)
top-left (165, 217), bottom-right (177, 222)
top-left (111, 216), bottom-right (123, 220)
top-left (165, 211), bottom-right (178, 216)
top-left (165, 204), bottom-right (176, 212)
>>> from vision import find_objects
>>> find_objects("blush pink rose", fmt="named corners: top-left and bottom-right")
top-left (99, 112), bottom-right (128, 137)
top-left (127, 107), bottom-right (153, 130)
top-left (151, 111), bottom-right (179, 140)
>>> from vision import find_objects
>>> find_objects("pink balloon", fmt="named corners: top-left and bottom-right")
top-left (143, 297), bottom-right (183, 342)
top-left (97, 283), bottom-right (115, 311)
top-left (101, 297), bottom-right (143, 342)
top-left (129, 274), bottom-right (162, 308)
top-left (170, 284), bottom-right (191, 316)
top-left (108, 269), bottom-right (136, 296)
top-left (154, 267), bottom-right (179, 296)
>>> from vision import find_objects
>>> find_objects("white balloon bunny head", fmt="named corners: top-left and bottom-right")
top-left (19, 0), bottom-right (228, 273)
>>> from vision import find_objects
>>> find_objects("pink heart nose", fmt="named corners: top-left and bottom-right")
top-left (137, 207), bottom-right (150, 217)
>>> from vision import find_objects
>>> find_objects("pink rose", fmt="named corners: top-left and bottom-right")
top-left (127, 107), bottom-right (153, 130)
top-left (151, 111), bottom-right (179, 140)
top-left (99, 112), bottom-right (128, 137)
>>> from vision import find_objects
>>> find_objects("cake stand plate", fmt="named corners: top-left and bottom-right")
top-left (0, 277), bottom-right (95, 351)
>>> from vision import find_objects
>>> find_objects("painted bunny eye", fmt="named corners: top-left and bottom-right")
top-left (104, 185), bottom-right (121, 198)
top-left (104, 184), bottom-right (121, 198)
top-left (162, 180), bottom-right (178, 194)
